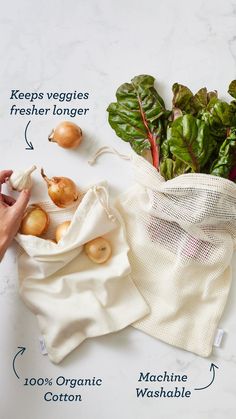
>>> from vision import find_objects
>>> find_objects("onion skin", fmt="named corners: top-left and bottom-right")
top-left (55, 221), bottom-right (71, 243)
top-left (41, 169), bottom-right (79, 208)
top-left (20, 205), bottom-right (49, 237)
top-left (84, 237), bottom-right (112, 264)
top-left (48, 121), bottom-right (82, 149)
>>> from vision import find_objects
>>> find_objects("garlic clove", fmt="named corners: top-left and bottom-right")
top-left (9, 165), bottom-right (37, 192)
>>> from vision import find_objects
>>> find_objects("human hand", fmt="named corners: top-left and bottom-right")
top-left (0, 170), bottom-right (30, 261)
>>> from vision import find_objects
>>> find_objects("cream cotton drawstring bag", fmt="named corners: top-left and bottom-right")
top-left (16, 184), bottom-right (149, 364)
top-left (112, 151), bottom-right (236, 357)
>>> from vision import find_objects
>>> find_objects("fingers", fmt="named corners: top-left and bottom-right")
top-left (11, 189), bottom-right (30, 219)
top-left (0, 170), bottom-right (13, 184)
top-left (1, 194), bottom-right (16, 206)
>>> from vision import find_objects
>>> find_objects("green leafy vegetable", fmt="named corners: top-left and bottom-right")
top-left (228, 80), bottom-right (236, 99)
top-left (201, 99), bottom-right (236, 138)
top-left (210, 129), bottom-right (236, 178)
top-left (107, 74), bottom-right (236, 182)
top-left (167, 115), bottom-right (211, 171)
top-left (172, 83), bottom-right (193, 113)
top-left (192, 88), bottom-right (217, 113)
top-left (107, 75), bottom-right (166, 168)
top-left (160, 157), bottom-right (190, 180)
top-left (171, 84), bottom-right (218, 117)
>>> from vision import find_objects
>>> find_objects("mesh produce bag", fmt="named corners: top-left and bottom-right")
top-left (16, 184), bottom-right (149, 364)
top-left (116, 152), bottom-right (236, 357)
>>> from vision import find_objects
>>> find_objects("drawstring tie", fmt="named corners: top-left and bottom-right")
top-left (93, 185), bottom-right (116, 222)
top-left (89, 146), bottom-right (130, 222)
top-left (88, 146), bottom-right (131, 165)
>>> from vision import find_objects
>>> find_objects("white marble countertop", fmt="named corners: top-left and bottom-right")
top-left (0, 0), bottom-right (236, 418)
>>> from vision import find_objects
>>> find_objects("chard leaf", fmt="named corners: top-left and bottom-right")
top-left (160, 132), bottom-right (172, 160)
top-left (228, 80), bottom-right (236, 99)
top-left (160, 157), bottom-right (190, 180)
top-left (131, 138), bottom-right (151, 154)
top-left (201, 99), bottom-right (236, 138)
top-left (172, 84), bottom-right (218, 117)
top-left (167, 114), bottom-right (211, 171)
top-left (172, 107), bottom-right (183, 121)
top-left (192, 88), bottom-right (218, 113)
top-left (207, 90), bottom-right (218, 101)
top-left (231, 100), bottom-right (236, 112)
top-left (191, 88), bottom-right (208, 112)
top-left (107, 75), bottom-right (166, 168)
top-left (209, 100), bottom-right (235, 126)
top-left (210, 128), bottom-right (236, 178)
top-left (172, 83), bottom-right (193, 113)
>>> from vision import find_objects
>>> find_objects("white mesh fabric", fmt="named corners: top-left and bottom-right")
top-left (116, 153), bottom-right (236, 357)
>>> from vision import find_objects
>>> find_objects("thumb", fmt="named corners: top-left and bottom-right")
top-left (12, 189), bottom-right (30, 219)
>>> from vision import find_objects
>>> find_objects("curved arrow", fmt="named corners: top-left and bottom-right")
top-left (194, 363), bottom-right (219, 391)
top-left (13, 346), bottom-right (26, 379)
top-left (24, 120), bottom-right (34, 150)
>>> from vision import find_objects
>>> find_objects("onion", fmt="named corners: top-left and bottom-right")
top-left (84, 237), bottom-right (112, 264)
top-left (41, 169), bottom-right (79, 208)
top-left (48, 121), bottom-right (82, 149)
top-left (20, 205), bottom-right (49, 237)
top-left (55, 221), bottom-right (71, 243)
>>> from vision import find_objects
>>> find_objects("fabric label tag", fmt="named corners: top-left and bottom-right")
top-left (39, 336), bottom-right (48, 355)
top-left (213, 328), bottom-right (224, 348)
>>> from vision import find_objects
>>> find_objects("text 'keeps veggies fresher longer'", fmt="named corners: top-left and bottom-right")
top-left (107, 75), bottom-right (236, 181)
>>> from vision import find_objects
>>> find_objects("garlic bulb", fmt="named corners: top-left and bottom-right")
top-left (9, 165), bottom-right (37, 191)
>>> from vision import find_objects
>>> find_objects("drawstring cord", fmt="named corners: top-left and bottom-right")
top-left (88, 146), bottom-right (131, 165)
top-left (93, 185), bottom-right (116, 222)
top-left (89, 146), bottom-right (130, 221)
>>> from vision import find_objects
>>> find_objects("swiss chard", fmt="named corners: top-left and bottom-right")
top-left (107, 75), bottom-right (236, 182)
top-left (192, 88), bottom-right (218, 113)
top-left (211, 129), bottom-right (236, 178)
top-left (201, 99), bottom-right (236, 138)
top-left (172, 83), bottom-right (193, 114)
top-left (167, 115), bottom-right (212, 172)
top-left (107, 75), bottom-right (167, 168)
top-left (228, 80), bottom-right (236, 99)
top-left (160, 157), bottom-right (190, 180)
top-left (171, 84), bottom-right (218, 117)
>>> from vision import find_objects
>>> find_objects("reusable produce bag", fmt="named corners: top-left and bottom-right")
top-left (117, 152), bottom-right (236, 357)
top-left (16, 184), bottom-right (149, 364)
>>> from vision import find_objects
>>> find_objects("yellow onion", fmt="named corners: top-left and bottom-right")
top-left (84, 237), bottom-right (112, 264)
top-left (48, 121), bottom-right (82, 149)
top-left (20, 205), bottom-right (49, 237)
top-left (41, 169), bottom-right (79, 208)
top-left (55, 221), bottom-right (71, 243)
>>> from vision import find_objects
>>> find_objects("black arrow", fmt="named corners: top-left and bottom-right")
top-left (194, 363), bottom-right (219, 391)
top-left (24, 120), bottom-right (34, 150)
top-left (12, 346), bottom-right (26, 379)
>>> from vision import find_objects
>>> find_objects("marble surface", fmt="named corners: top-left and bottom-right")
top-left (0, 0), bottom-right (236, 418)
